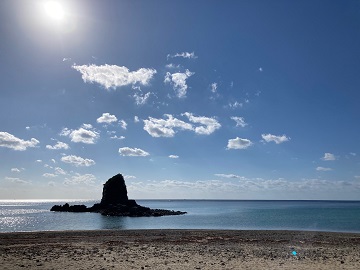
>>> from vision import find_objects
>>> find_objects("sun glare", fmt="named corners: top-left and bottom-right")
top-left (44, 1), bottom-right (65, 22)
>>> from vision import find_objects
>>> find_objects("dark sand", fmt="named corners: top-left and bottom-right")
top-left (1, 230), bottom-right (359, 269)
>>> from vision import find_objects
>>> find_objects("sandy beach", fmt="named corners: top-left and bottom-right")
top-left (1, 230), bottom-right (359, 270)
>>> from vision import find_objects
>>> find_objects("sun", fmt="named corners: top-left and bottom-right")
top-left (44, 1), bottom-right (65, 22)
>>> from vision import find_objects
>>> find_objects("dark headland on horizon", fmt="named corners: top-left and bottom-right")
top-left (51, 173), bottom-right (186, 217)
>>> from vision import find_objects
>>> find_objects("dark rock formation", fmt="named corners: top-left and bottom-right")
top-left (51, 173), bottom-right (186, 217)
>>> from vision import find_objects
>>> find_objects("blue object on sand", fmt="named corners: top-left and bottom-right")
top-left (292, 251), bottom-right (297, 256)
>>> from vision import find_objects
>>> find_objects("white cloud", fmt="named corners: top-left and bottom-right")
top-left (97, 113), bottom-right (118, 124)
top-left (169, 155), bottom-right (179, 159)
top-left (43, 173), bottom-right (57, 178)
top-left (261, 134), bottom-right (290, 144)
top-left (350, 152), bottom-right (357, 156)
top-left (215, 174), bottom-right (247, 180)
top-left (316, 167), bottom-right (333, 171)
top-left (227, 137), bottom-right (253, 150)
top-left (51, 159), bottom-right (56, 163)
top-left (60, 126), bottom-right (99, 144)
top-left (210, 82), bottom-right (218, 93)
top-left (167, 52), bottom-right (197, 59)
top-left (0, 132), bottom-right (39, 151)
top-left (183, 112), bottom-right (221, 135)
top-left (124, 175), bottom-right (136, 179)
top-left (110, 135), bottom-right (125, 140)
top-left (63, 57), bottom-right (71, 62)
top-left (134, 116), bottom-right (140, 123)
top-left (36, 160), bottom-right (42, 163)
top-left (133, 91), bottom-right (152, 105)
top-left (119, 147), bottom-right (150, 157)
top-left (165, 63), bottom-right (181, 69)
top-left (119, 120), bottom-right (127, 130)
top-left (5, 177), bottom-right (30, 184)
top-left (64, 173), bottom-right (96, 185)
top-left (322, 153), bottom-right (336, 161)
top-left (231, 116), bottom-right (247, 127)
top-left (55, 167), bottom-right (67, 175)
top-left (228, 101), bottom-right (243, 109)
top-left (143, 114), bottom-right (193, 137)
top-left (164, 69), bottom-right (194, 98)
top-left (46, 141), bottom-right (69, 150)
top-left (61, 155), bottom-right (96, 167)
top-left (11, 168), bottom-right (21, 173)
top-left (72, 64), bottom-right (157, 89)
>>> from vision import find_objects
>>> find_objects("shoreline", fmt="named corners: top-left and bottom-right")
top-left (1, 230), bottom-right (360, 269)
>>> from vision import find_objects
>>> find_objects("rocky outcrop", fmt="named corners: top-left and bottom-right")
top-left (51, 173), bottom-right (186, 217)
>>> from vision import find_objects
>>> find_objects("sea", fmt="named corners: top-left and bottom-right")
top-left (0, 200), bottom-right (360, 233)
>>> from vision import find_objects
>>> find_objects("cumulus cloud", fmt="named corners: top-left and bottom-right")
top-left (316, 167), bottom-right (333, 171)
top-left (11, 168), bottom-right (21, 173)
top-left (164, 69), bottom-right (194, 98)
top-left (261, 134), bottom-right (290, 144)
top-left (61, 155), bottom-right (96, 167)
top-left (0, 132), bottom-right (39, 151)
top-left (134, 116), bottom-right (140, 123)
top-left (322, 153), bottom-right (336, 161)
top-left (72, 64), bottom-right (157, 89)
top-left (167, 52), bottom-right (197, 59)
top-left (231, 116), bottom-right (247, 128)
top-left (60, 125), bottom-right (99, 144)
top-left (119, 147), bottom-right (150, 157)
top-left (97, 113), bottom-right (118, 124)
top-left (55, 167), bottom-right (67, 175)
top-left (183, 112), bottom-right (221, 135)
top-left (110, 135), bottom-right (125, 140)
top-left (64, 173), bottom-right (96, 185)
top-left (46, 141), bottom-right (69, 150)
top-left (227, 137), bottom-right (253, 150)
top-left (169, 155), bottom-right (179, 159)
top-left (143, 114), bottom-right (193, 137)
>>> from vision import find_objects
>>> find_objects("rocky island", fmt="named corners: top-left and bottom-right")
top-left (51, 174), bottom-right (186, 217)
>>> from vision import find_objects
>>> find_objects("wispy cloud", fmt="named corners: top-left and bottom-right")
top-left (72, 64), bottom-right (157, 90)
top-left (164, 69), bottom-right (194, 98)
top-left (231, 116), bottom-right (247, 127)
top-left (97, 113), bottom-right (118, 124)
top-left (55, 167), bottom-right (67, 175)
top-left (215, 174), bottom-right (247, 180)
top-left (316, 167), bottom-right (333, 171)
top-left (227, 137), bottom-right (253, 150)
top-left (64, 173), bottom-right (96, 185)
top-left (46, 141), bottom-right (69, 150)
top-left (169, 155), bottom-right (179, 159)
top-left (11, 168), bottom-right (22, 173)
top-left (119, 120), bottom-right (127, 130)
top-left (43, 173), bottom-right (58, 178)
top-left (133, 91), bottom-right (152, 105)
top-left (5, 177), bottom-right (30, 184)
top-left (0, 132), bottom-right (39, 151)
top-left (321, 153), bottom-right (336, 161)
top-left (167, 51), bottom-right (197, 59)
top-left (183, 112), bottom-right (221, 135)
top-left (61, 155), bottom-right (96, 167)
top-left (261, 134), bottom-right (290, 144)
top-left (60, 125), bottom-right (99, 144)
top-left (210, 82), bottom-right (218, 93)
top-left (228, 101), bottom-right (243, 109)
top-left (119, 147), bottom-right (150, 157)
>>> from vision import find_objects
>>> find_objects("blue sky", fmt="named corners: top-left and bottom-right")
top-left (1, 0), bottom-right (359, 200)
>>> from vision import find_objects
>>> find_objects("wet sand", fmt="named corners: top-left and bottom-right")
top-left (1, 230), bottom-right (359, 269)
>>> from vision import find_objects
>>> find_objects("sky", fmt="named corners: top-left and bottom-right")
top-left (0, 0), bottom-right (359, 200)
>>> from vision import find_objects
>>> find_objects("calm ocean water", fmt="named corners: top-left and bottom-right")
top-left (0, 200), bottom-right (359, 233)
